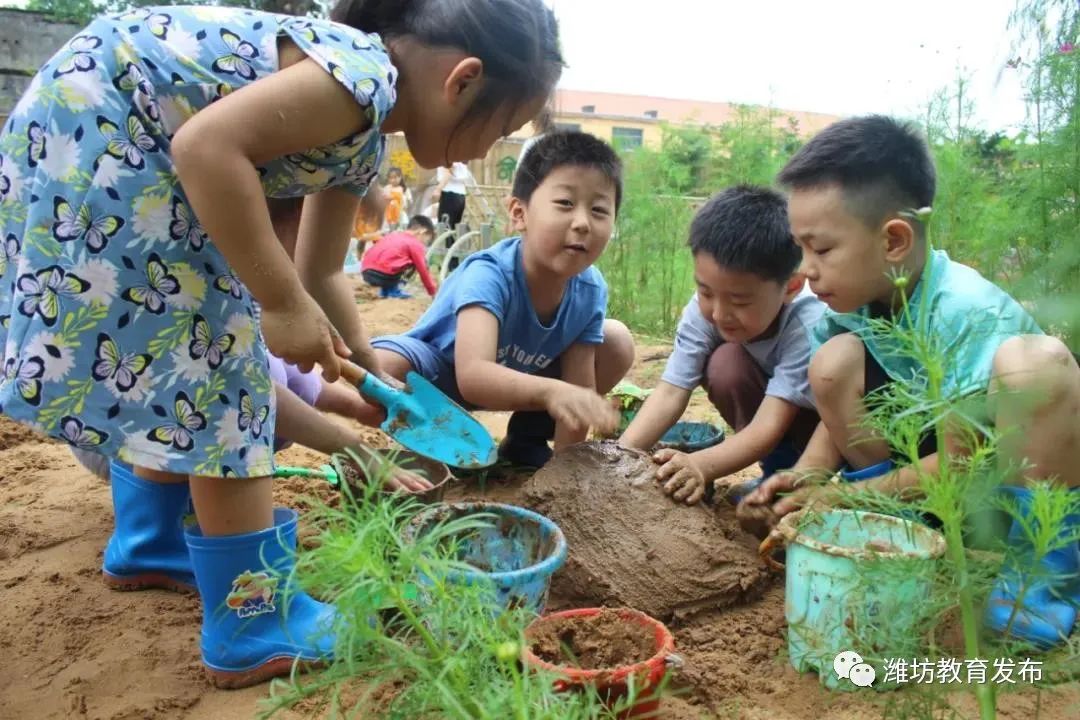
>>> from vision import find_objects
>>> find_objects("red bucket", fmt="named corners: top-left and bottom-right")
top-left (522, 607), bottom-right (676, 718)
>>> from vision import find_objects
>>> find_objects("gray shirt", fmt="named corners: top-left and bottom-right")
top-left (660, 287), bottom-right (826, 409)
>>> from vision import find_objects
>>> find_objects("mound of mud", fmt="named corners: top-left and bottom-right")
top-left (522, 442), bottom-right (772, 620)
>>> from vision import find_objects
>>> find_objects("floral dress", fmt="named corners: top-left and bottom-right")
top-left (0, 6), bottom-right (396, 477)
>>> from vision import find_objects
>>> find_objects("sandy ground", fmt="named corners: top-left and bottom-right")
top-left (1, 283), bottom-right (1076, 719)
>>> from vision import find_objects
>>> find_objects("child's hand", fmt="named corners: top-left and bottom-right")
top-left (384, 466), bottom-right (435, 494)
top-left (742, 470), bottom-right (799, 507)
top-left (261, 294), bottom-right (350, 381)
top-left (736, 471), bottom-right (799, 538)
top-left (546, 384), bottom-right (619, 436)
top-left (653, 449), bottom-right (709, 504)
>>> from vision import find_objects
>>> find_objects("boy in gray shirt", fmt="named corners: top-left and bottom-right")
top-left (620, 186), bottom-right (826, 504)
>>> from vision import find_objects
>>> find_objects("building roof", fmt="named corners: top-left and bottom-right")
top-left (553, 88), bottom-right (841, 136)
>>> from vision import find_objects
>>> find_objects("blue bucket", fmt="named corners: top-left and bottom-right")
top-left (655, 421), bottom-right (724, 453)
top-left (404, 502), bottom-right (568, 614)
top-left (773, 509), bottom-right (946, 691)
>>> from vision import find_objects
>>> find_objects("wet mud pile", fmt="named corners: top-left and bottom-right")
top-left (522, 442), bottom-right (772, 620)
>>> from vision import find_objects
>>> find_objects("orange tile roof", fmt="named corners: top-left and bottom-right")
top-left (554, 88), bottom-right (841, 136)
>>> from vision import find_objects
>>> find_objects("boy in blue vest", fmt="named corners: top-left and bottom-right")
top-left (740, 115), bottom-right (1080, 649)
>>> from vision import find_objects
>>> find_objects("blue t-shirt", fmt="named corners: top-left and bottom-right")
top-left (403, 237), bottom-right (607, 372)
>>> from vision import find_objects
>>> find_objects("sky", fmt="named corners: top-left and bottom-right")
top-left (548, 0), bottom-right (1033, 133)
top-left (0, 0), bottom-right (1036, 131)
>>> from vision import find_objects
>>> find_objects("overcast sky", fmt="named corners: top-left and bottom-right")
top-left (0, 0), bottom-right (1034, 131)
top-left (549, 0), bottom-right (1032, 133)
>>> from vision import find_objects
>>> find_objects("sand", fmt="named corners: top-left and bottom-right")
top-left (520, 441), bottom-right (772, 620)
top-left (1, 284), bottom-right (1077, 719)
top-left (528, 607), bottom-right (659, 669)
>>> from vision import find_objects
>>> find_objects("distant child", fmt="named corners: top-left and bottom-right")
top-left (0, 0), bottom-right (564, 688)
top-left (361, 216), bottom-right (439, 299)
top-left (739, 115), bottom-right (1080, 649)
top-left (382, 166), bottom-right (414, 230)
top-left (619, 187), bottom-right (825, 505)
top-left (435, 162), bottom-right (471, 229)
top-left (368, 131), bottom-right (635, 467)
top-left (353, 186), bottom-right (389, 265)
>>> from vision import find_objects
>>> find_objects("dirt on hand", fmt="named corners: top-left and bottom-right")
top-left (528, 608), bottom-right (656, 669)
top-left (521, 441), bottom-right (773, 620)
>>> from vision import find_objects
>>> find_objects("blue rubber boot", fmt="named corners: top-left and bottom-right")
top-left (985, 486), bottom-right (1080, 650)
top-left (383, 284), bottom-right (413, 299)
top-left (102, 461), bottom-right (197, 593)
top-left (185, 508), bottom-right (336, 689)
top-left (840, 459), bottom-right (895, 482)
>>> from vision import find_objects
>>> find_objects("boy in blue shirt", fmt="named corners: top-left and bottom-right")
top-left (741, 115), bottom-right (1080, 649)
top-left (369, 131), bottom-right (634, 467)
top-left (619, 186), bottom-right (825, 505)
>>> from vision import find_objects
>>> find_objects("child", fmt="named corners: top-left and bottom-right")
top-left (361, 216), bottom-right (439, 299)
top-left (0, 0), bottom-right (563, 688)
top-left (354, 185), bottom-right (389, 247)
top-left (435, 162), bottom-right (471, 229)
top-left (382, 166), bottom-right (414, 230)
top-left (619, 186), bottom-right (825, 506)
top-left (369, 131), bottom-right (635, 467)
top-left (739, 115), bottom-right (1080, 648)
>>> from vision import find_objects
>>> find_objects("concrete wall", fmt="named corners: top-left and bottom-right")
top-left (0, 9), bottom-right (80, 124)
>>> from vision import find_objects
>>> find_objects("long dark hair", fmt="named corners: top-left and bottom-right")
top-left (331, 0), bottom-right (563, 128)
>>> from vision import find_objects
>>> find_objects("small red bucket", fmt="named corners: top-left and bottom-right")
top-left (522, 607), bottom-right (676, 718)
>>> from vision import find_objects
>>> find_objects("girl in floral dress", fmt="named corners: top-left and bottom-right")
top-left (0, 0), bottom-right (562, 688)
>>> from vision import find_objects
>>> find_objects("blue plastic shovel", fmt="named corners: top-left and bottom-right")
top-left (341, 361), bottom-right (497, 469)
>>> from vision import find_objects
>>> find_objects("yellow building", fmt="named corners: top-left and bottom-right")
top-left (534, 88), bottom-right (842, 150)
top-left (385, 88), bottom-right (845, 227)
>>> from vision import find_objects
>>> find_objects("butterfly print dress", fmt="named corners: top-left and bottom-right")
top-left (0, 6), bottom-right (396, 476)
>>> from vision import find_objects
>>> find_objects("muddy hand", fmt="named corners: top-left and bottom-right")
top-left (736, 500), bottom-right (780, 540)
top-left (742, 470), bottom-right (798, 507)
top-left (736, 471), bottom-right (795, 538)
top-left (546, 384), bottom-right (620, 436)
top-left (653, 449), bottom-right (708, 505)
top-left (260, 294), bottom-right (351, 382)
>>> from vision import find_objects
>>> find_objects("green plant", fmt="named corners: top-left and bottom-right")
top-left (257, 448), bottom-right (642, 719)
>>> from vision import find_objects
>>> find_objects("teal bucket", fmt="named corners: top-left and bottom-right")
top-left (769, 509), bottom-right (946, 691)
top-left (655, 421), bottom-right (724, 453)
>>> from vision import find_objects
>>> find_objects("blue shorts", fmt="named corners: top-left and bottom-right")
top-left (372, 336), bottom-right (467, 405)
top-left (371, 335), bottom-right (563, 410)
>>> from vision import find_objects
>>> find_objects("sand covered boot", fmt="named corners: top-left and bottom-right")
top-left (985, 486), bottom-right (1080, 650)
top-left (185, 508), bottom-right (336, 689)
top-left (102, 461), bottom-right (196, 593)
top-left (498, 411), bottom-right (555, 469)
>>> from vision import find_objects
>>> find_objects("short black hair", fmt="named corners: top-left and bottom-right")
top-left (511, 130), bottom-right (623, 212)
top-left (407, 214), bottom-right (435, 235)
top-left (777, 115), bottom-right (936, 238)
top-left (332, 0), bottom-right (563, 136)
top-left (688, 185), bottom-right (800, 283)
